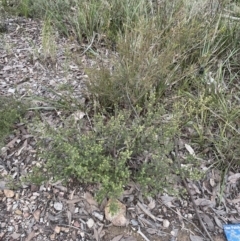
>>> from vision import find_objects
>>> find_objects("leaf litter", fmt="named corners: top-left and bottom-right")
top-left (0, 16), bottom-right (237, 241)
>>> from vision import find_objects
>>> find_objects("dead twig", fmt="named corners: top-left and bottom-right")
top-left (173, 137), bottom-right (214, 241)
top-left (137, 201), bottom-right (156, 221)
top-left (134, 226), bottom-right (151, 241)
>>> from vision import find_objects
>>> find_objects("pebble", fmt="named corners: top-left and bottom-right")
top-left (54, 226), bottom-right (61, 234)
top-left (8, 226), bottom-right (14, 232)
top-left (92, 211), bottom-right (104, 221)
top-left (8, 88), bottom-right (15, 93)
top-left (54, 202), bottom-right (63, 211)
top-left (4, 189), bottom-right (15, 198)
top-left (11, 232), bottom-right (21, 239)
top-left (86, 218), bottom-right (94, 229)
top-left (130, 219), bottom-right (139, 226)
top-left (12, 203), bottom-right (18, 210)
top-left (74, 207), bottom-right (79, 213)
top-left (163, 219), bottom-right (170, 228)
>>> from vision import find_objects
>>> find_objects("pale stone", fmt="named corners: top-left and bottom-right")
top-left (86, 218), bottom-right (94, 229)
top-left (53, 202), bottom-right (63, 211)
top-left (163, 219), bottom-right (170, 228)
top-left (105, 199), bottom-right (127, 226)
top-left (4, 189), bottom-right (14, 198)
top-left (54, 226), bottom-right (61, 234)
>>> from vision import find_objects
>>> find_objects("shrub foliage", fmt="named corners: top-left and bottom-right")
top-left (33, 94), bottom-right (179, 200)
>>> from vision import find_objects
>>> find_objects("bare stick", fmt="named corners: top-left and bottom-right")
top-left (137, 226), bottom-right (151, 241)
top-left (137, 201), bottom-right (156, 221)
top-left (173, 137), bottom-right (214, 241)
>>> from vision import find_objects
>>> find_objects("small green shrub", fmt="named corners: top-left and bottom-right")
top-left (0, 97), bottom-right (27, 148)
top-left (30, 93), bottom-right (181, 201)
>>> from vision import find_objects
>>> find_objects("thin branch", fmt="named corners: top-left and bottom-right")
top-left (157, 200), bottom-right (204, 235)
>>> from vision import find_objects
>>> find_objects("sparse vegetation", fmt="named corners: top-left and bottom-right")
top-left (1, 0), bottom-right (240, 201)
top-left (29, 93), bottom-right (180, 201)
top-left (0, 97), bottom-right (27, 148)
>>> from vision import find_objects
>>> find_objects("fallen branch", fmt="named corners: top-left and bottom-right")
top-left (173, 137), bottom-right (214, 241)
top-left (137, 201), bottom-right (156, 222)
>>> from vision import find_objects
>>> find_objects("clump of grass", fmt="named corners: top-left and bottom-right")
top-left (41, 17), bottom-right (57, 62)
top-left (85, 0), bottom-right (240, 169)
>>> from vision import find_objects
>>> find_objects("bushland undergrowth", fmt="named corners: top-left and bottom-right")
top-left (0, 97), bottom-right (28, 148)
top-left (2, 0), bottom-right (240, 201)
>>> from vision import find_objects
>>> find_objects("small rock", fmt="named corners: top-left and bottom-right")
top-left (54, 226), bottom-right (61, 234)
top-left (105, 199), bottom-right (127, 226)
top-left (4, 189), bottom-right (15, 198)
top-left (74, 207), bottom-right (79, 213)
top-left (39, 185), bottom-right (46, 191)
top-left (32, 192), bottom-right (40, 197)
top-left (61, 227), bottom-right (69, 233)
top-left (130, 219), bottom-right (139, 226)
top-left (163, 219), bottom-right (170, 228)
top-left (86, 218), bottom-right (94, 229)
top-left (54, 202), bottom-right (63, 211)
top-left (11, 232), bottom-right (21, 239)
top-left (8, 226), bottom-right (14, 232)
top-left (92, 211), bottom-right (104, 221)
top-left (8, 88), bottom-right (15, 94)
top-left (12, 203), bottom-right (18, 210)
